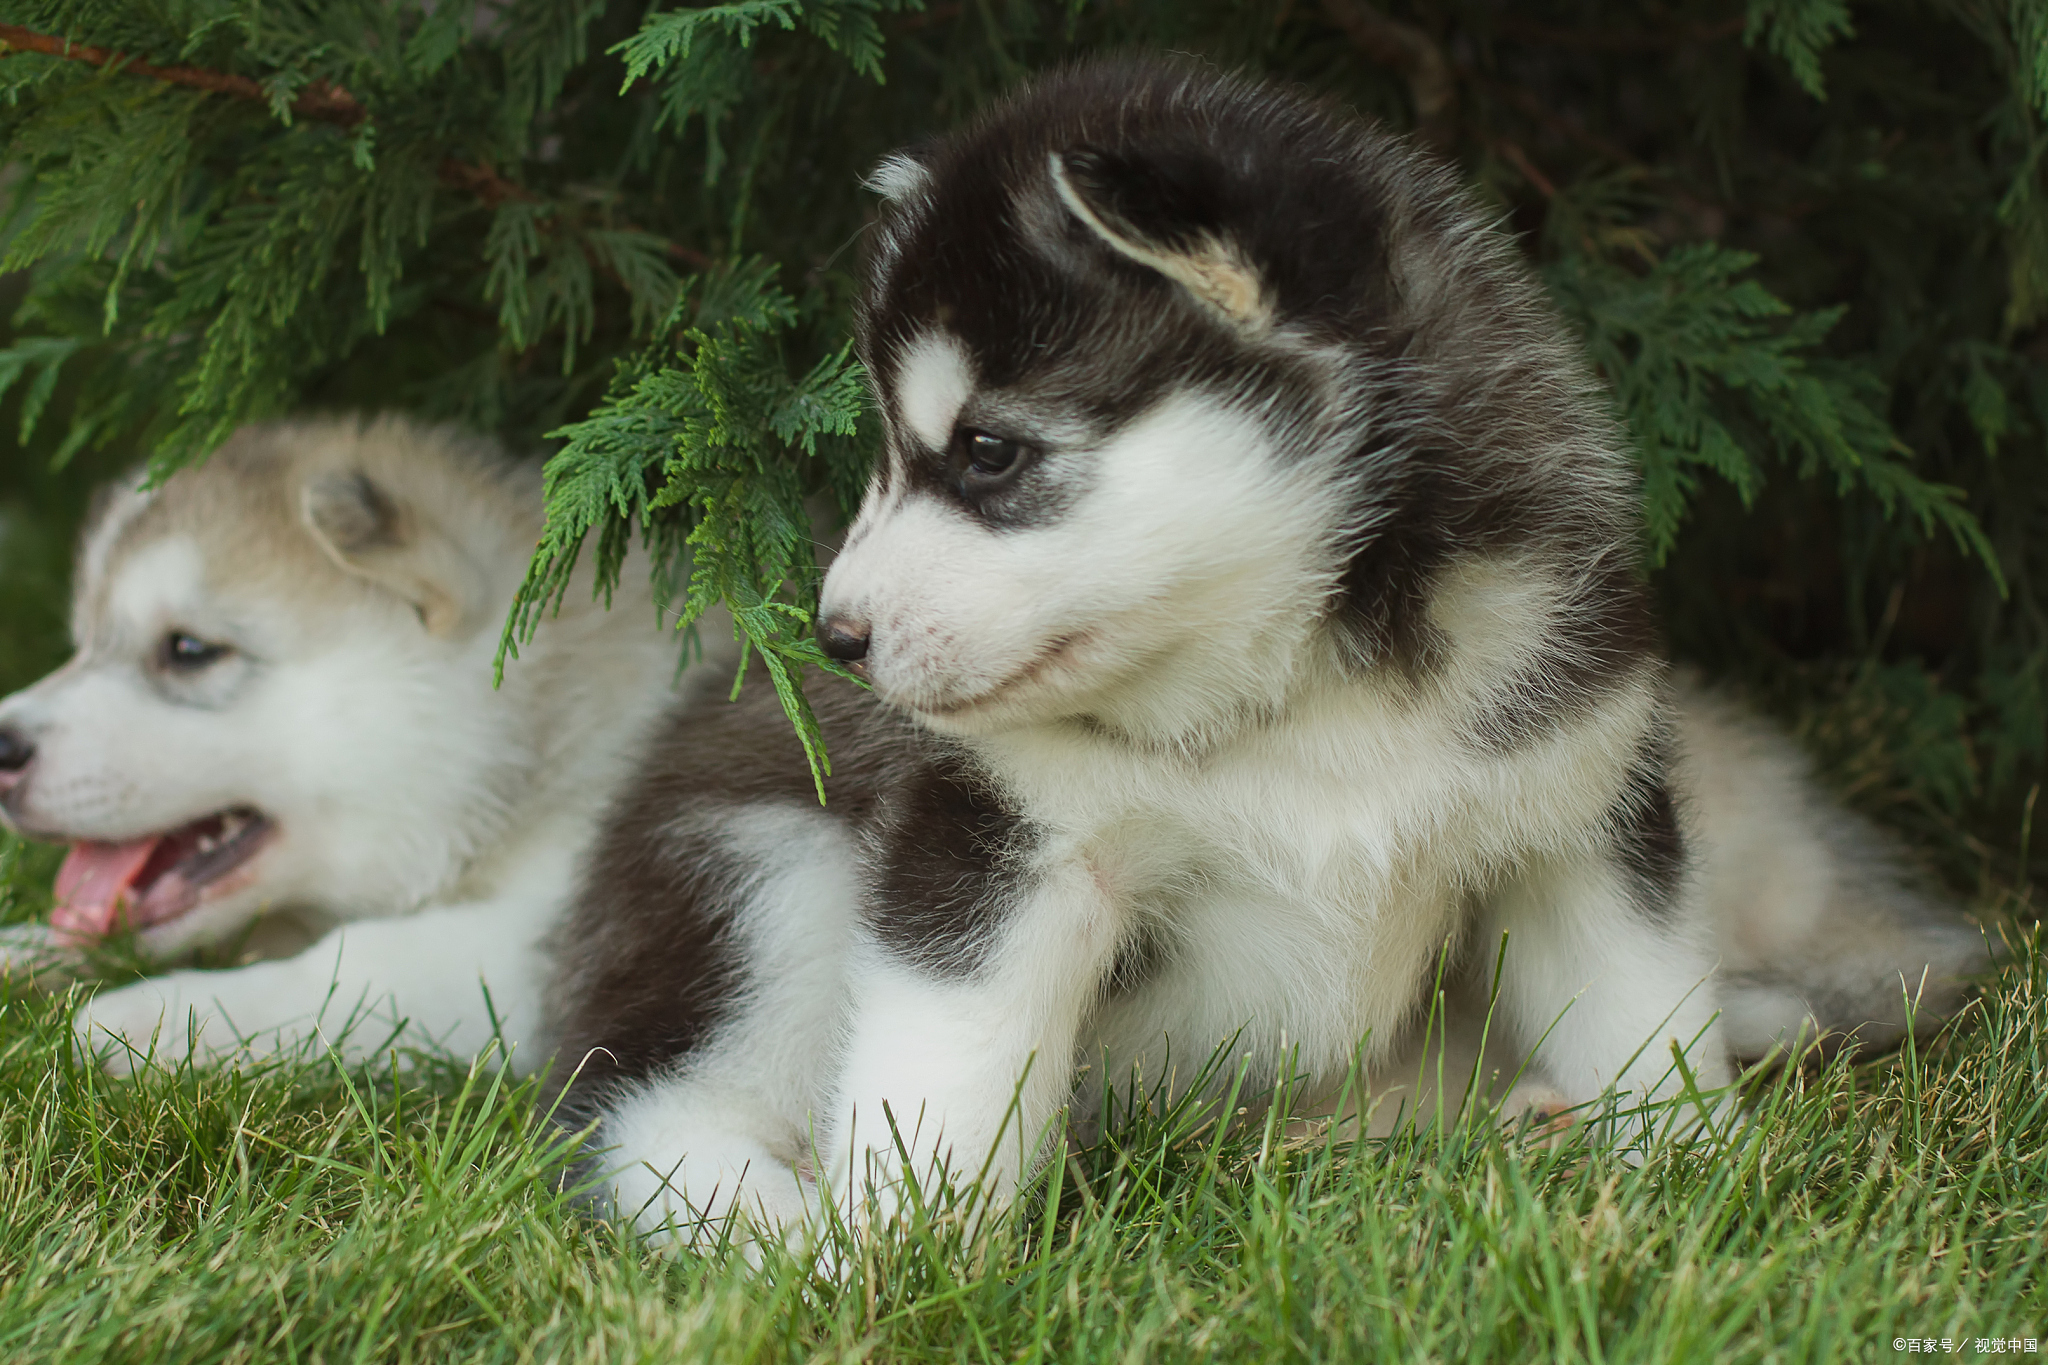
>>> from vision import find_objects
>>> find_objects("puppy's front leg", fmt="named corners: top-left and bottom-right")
top-left (1483, 848), bottom-right (1730, 1135)
top-left (824, 853), bottom-right (1119, 1235)
top-left (77, 891), bottom-right (560, 1075)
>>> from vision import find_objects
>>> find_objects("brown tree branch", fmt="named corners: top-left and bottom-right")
top-left (3, 23), bottom-right (735, 299)
top-left (0, 23), bottom-right (549, 207)
top-left (1318, 0), bottom-right (1457, 153)
top-left (0, 23), bottom-right (365, 125)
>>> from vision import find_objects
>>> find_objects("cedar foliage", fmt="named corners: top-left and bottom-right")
top-left (0, 0), bottom-right (2041, 881)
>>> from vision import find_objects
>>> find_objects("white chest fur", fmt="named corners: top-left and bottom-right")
top-left (974, 665), bottom-right (1656, 1090)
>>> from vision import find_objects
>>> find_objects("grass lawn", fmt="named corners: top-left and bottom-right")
top-left (0, 829), bottom-right (2042, 1364)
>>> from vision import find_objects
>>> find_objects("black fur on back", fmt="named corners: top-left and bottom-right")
top-left (542, 672), bottom-right (1040, 1122)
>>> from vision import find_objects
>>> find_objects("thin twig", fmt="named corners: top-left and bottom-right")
top-left (667, 242), bottom-right (714, 271)
top-left (435, 157), bottom-right (539, 208)
top-left (1318, 0), bottom-right (1457, 152)
top-left (1497, 140), bottom-right (1557, 198)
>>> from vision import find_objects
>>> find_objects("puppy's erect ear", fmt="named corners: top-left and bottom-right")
top-left (1049, 144), bottom-right (1272, 331)
top-left (301, 470), bottom-right (486, 637)
top-left (865, 149), bottom-right (934, 203)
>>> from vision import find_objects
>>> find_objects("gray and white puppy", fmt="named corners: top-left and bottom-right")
top-left (544, 60), bottom-right (1985, 1245)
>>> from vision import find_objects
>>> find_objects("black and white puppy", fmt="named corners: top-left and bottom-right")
top-left (545, 59), bottom-right (1981, 1245)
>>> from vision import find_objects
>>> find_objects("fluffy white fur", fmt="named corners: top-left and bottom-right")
top-left (816, 375), bottom-right (1724, 1212)
top-left (598, 805), bottom-right (859, 1249)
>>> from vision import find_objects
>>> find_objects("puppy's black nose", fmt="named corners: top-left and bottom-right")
top-left (817, 617), bottom-right (871, 663)
top-left (0, 726), bottom-right (31, 777)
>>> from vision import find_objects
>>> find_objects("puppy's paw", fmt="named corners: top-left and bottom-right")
top-left (73, 971), bottom-right (306, 1075)
top-left (808, 1172), bottom-right (902, 1278)
top-left (621, 1169), bottom-right (816, 1268)
top-left (1502, 1081), bottom-right (1581, 1149)
top-left (809, 1147), bottom-right (1011, 1279)
top-left (74, 977), bottom-right (205, 1076)
top-left (0, 923), bottom-right (80, 989)
top-left (597, 1123), bottom-right (816, 1266)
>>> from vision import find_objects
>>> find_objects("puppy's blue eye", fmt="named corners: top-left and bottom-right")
top-left (956, 429), bottom-right (1034, 484)
top-left (161, 631), bottom-right (231, 672)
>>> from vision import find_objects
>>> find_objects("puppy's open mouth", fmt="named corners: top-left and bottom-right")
top-left (51, 808), bottom-right (276, 942)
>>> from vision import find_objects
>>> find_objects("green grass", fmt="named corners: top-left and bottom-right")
top-left (1, 833), bottom-right (2043, 1363)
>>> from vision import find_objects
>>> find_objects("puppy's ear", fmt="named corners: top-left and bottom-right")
top-left (1050, 144), bottom-right (1272, 330)
top-left (301, 471), bottom-right (485, 637)
top-left (865, 148), bottom-right (934, 203)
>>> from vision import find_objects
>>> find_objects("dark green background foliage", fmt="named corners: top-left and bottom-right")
top-left (0, 0), bottom-right (2041, 881)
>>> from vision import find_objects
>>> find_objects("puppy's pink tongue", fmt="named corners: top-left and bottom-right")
top-left (52, 839), bottom-right (161, 941)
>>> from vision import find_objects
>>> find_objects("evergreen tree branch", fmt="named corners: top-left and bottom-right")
top-left (0, 24), bottom-right (537, 206)
top-left (0, 24), bottom-right (366, 126)
top-left (0, 1), bottom-right (2035, 816)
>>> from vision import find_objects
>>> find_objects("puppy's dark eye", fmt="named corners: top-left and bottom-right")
top-left (951, 428), bottom-right (1036, 489)
top-left (160, 631), bottom-right (231, 672)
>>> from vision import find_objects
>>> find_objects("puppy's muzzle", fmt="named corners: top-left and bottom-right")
top-left (0, 724), bottom-right (33, 806)
top-left (817, 617), bottom-right (871, 674)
